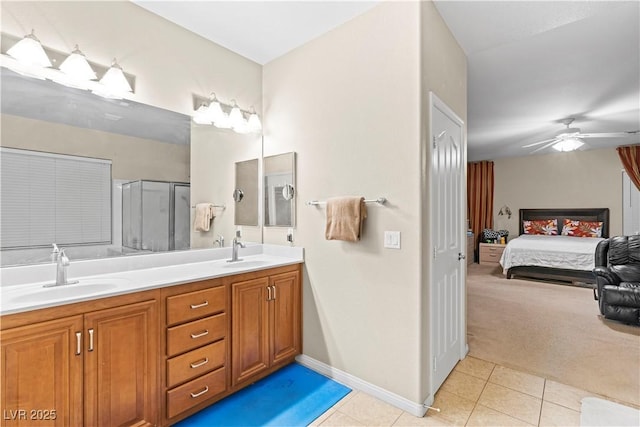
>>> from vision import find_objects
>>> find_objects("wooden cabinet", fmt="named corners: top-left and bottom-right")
top-left (1, 316), bottom-right (83, 427)
top-left (479, 243), bottom-right (506, 266)
top-left (163, 281), bottom-right (228, 422)
top-left (1, 263), bottom-right (303, 427)
top-left (84, 300), bottom-right (158, 427)
top-left (231, 270), bottom-right (301, 386)
top-left (0, 294), bottom-right (159, 427)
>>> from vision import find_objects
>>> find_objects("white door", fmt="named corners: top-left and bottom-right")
top-left (429, 92), bottom-right (467, 393)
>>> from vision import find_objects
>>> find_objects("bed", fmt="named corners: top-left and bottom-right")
top-left (501, 208), bottom-right (610, 284)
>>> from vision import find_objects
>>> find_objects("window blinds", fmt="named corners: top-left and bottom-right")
top-left (1, 148), bottom-right (112, 249)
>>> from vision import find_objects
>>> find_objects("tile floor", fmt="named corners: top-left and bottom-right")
top-left (309, 356), bottom-right (633, 426)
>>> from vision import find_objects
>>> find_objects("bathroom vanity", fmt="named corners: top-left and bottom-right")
top-left (0, 246), bottom-right (303, 426)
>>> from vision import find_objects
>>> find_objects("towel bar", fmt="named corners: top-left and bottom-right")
top-left (191, 204), bottom-right (226, 210)
top-left (306, 197), bottom-right (386, 206)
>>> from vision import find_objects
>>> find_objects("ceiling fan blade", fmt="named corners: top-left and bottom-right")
top-left (522, 138), bottom-right (558, 148)
top-left (530, 140), bottom-right (560, 154)
top-left (579, 131), bottom-right (639, 138)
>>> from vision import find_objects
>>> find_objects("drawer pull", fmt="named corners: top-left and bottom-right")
top-left (75, 332), bottom-right (82, 356)
top-left (190, 358), bottom-right (209, 369)
top-left (190, 301), bottom-right (209, 309)
top-left (190, 330), bottom-right (209, 339)
top-left (88, 328), bottom-right (94, 352)
top-left (190, 386), bottom-right (209, 398)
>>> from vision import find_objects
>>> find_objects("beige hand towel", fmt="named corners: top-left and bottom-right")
top-left (325, 196), bottom-right (367, 242)
top-left (194, 203), bottom-right (214, 232)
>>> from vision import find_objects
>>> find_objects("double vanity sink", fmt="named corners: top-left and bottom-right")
top-left (0, 244), bottom-right (303, 315)
top-left (1, 243), bottom-right (304, 426)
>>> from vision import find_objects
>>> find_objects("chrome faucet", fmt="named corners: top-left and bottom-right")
top-left (44, 249), bottom-right (78, 287)
top-left (214, 234), bottom-right (225, 248)
top-left (51, 243), bottom-right (60, 262)
top-left (228, 237), bottom-right (246, 263)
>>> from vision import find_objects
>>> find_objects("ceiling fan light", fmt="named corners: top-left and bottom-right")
top-left (7, 30), bottom-right (52, 68)
top-left (553, 137), bottom-right (584, 152)
top-left (59, 45), bottom-right (97, 81)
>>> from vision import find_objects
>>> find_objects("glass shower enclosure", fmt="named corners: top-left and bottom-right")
top-left (122, 180), bottom-right (190, 252)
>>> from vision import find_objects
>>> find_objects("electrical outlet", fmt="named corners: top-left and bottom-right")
top-left (287, 228), bottom-right (293, 243)
top-left (384, 231), bottom-right (401, 249)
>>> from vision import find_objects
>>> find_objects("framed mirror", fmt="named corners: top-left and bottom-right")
top-left (263, 152), bottom-right (296, 227)
top-left (234, 158), bottom-right (259, 226)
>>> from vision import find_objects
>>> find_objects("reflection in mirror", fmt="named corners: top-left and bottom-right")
top-left (0, 68), bottom-right (191, 267)
top-left (234, 159), bottom-right (259, 226)
top-left (122, 180), bottom-right (190, 252)
top-left (263, 152), bottom-right (296, 227)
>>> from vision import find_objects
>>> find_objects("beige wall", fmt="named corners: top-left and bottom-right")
top-left (190, 125), bottom-right (262, 247)
top-left (263, 0), bottom-right (466, 404)
top-left (1, 115), bottom-right (189, 182)
top-left (419, 0), bottom-right (468, 400)
top-left (493, 148), bottom-right (623, 238)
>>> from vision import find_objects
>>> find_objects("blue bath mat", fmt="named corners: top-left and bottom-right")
top-left (174, 363), bottom-right (351, 426)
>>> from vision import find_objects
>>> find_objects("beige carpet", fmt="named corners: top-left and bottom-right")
top-left (466, 264), bottom-right (640, 407)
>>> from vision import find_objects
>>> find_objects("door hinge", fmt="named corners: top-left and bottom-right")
top-left (433, 136), bottom-right (437, 149)
top-left (433, 247), bottom-right (437, 259)
top-left (433, 356), bottom-right (437, 372)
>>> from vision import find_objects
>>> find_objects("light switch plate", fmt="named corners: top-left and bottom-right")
top-left (384, 231), bottom-right (401, 249)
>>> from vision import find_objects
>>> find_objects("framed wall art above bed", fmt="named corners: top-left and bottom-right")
top-left (504, 208), bottom-right (610, 284)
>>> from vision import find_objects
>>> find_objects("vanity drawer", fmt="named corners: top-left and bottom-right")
top-left (167, 367), bottom-right (226, 419)
top-left (167, 286), bottom-right (226, 325)
top-left (167, 340), bottom-right (226, 388)
top-left (167, 313), bottom-right (226, 357)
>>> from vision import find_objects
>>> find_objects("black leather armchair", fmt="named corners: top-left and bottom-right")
top-left (593, 235), bottom-right (640, 325)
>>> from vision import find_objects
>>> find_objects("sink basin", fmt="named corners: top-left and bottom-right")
top-left (222, 260), bottom-right (268, 269)
top-left (10, 278), bottom-right (129, 303)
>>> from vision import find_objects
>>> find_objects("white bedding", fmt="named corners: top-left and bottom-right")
top-left (500, 235), bottom-right (604, 273)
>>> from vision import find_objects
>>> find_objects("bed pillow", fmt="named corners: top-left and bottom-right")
top-left (561, 219), bottom-right (603, 237)
top-left (523, 219), bottom-right (558, 235)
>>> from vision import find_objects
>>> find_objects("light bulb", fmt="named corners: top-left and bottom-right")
top-left (59, 45), bottom-right (97, 81)
top-left (7, 30), bottom-right (52, 67)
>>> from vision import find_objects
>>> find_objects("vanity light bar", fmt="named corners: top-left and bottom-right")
top-left (192, 93), bottom-right (262, 134)
top-left (1, 31), bottom-right (136, 98)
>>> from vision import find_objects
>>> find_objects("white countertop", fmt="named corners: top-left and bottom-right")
top-left (0, 244), bottom-right (304, 316)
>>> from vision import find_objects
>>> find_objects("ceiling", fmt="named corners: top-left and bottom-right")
top-left (132, 1), bottom-right (639, 161)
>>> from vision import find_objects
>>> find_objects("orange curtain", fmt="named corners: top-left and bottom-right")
top-left (617, 144), bottom-right (640, 191)
top-left (467, 161), bottom-right (494, 256)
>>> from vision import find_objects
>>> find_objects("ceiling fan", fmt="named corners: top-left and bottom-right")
top-left (523, 118), bottom-right (639, 153)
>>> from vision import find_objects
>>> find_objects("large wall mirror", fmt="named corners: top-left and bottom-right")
top-left (0, 68), bottom-right (262, 266)
top-left (263, 152), bottom-right (296, 227)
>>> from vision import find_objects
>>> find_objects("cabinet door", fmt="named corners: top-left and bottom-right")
top-left (270, 271), bottom-right (301, 366)
top-left (231, 277), bottom-right (270, 386)
top-left (84, 300), bottom-right (158, 427)
top-left (1, 316), bottom-right (83, 427)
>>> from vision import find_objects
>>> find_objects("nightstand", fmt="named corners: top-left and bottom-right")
top-left (479, 243), bottom-right (506, 266)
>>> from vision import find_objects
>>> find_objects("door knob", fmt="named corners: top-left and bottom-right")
top-left (458, 253), bottom-right (466, 260)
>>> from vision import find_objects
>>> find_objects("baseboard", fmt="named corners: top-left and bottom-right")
top-left (296, 354), bottom-right (429, 417)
